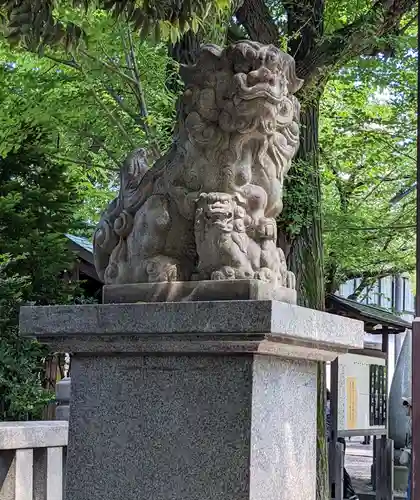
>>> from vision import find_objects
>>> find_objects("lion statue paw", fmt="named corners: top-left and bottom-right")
top-left (211, 266), bottom-right (236, 280)
top-left (254, 267), bottom-right (274, 283)
top-left (145, 256), bottom-right (181, 282)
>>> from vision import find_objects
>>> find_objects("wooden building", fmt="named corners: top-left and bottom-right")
top-left (64, 233), bottom-right (103, 301)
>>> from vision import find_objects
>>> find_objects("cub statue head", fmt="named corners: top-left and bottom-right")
top-left (195, 192), bottom-right (237, 235)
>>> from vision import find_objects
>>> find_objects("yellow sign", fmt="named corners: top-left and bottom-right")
top-left (346, 377), bottom-right (358, 429)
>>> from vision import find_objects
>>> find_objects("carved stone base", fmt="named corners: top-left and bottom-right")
top-left (102, 280), bottom-right (297, 305)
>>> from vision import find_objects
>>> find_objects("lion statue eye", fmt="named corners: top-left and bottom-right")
top-left (265, 50), bottom-right (279, 70)
top-left (233, 47), bottom-right (257, 74)
top-left (234, 59), bottom-right (253, 74)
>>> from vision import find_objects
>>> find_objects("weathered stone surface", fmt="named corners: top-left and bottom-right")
top-left (55, 378), bottom-right (71, 401)
top-left (93, 41), bottom-right (303, 298)
top-left (64, 352), bottom-right (319, 500)
top-left (55, 377), bottom-right (71, 421)
top-left (250, 356), bottom-right (317, 500)
top-left (20, 301), bottom-right (364, 358)
top-left (19, 298), bottom-right (363, 500)
top-left (0, 422), bottom-right (68, 450)
top-left (33, 447), bottom-right (65, 500)
top-left (103, 279), bottom-right (297, 304)
top-left (66, 354), bottom-right (254, 500)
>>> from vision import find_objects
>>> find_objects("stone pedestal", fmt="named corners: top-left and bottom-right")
top-left (20, 300), bottom-right (363, 500)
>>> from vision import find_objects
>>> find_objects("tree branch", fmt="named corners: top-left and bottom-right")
top-left (345, 264), bottom-right (415, 285)
top-left (235, 0), bottom-right (280, 45)
top-left (297, 0), bottom-right (416, 87)
top-left (324, 224), bottom-right (416, 232)
top-left (124, 25), bottom-right (160, 159)
top-left (43, 54), bottom-right (80, 69)
top-left (347, 275), bottom-right (377, 300)
top-left (104, 86), bottom-right (143, 124)
top-left (328, 162), bottom-right (350, 211)
top-left (79, 49), bottom-right (139, 87)
top-left (365, 131), bottom-right (416, 163)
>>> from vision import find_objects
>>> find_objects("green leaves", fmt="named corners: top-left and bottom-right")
top-left (0, 0), bottom-right (230, 49)
top-left (320, 45), bottom-right (417, 291)
top-left (0, 9), bottom-right (179, 223)
top-left (0, 127), bottom-right (89, 420)
top-left (279, 158), bottom-right (319, 237)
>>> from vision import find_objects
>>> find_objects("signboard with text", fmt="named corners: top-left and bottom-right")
top-left (336, 353), bottom-right (387, 432)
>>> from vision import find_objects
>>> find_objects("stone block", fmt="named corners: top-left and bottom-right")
top-left (0, 422), bottom-right (68, 450)
top-left (55, 406), bottom-right (70, 421)
top-left (102, 280), bottom-right (297, 304)
top-left (20, 300), bottom-right (362, 357)
top-left (20, 300), bottom-right (364, 500)
top-left (55, 378), bottom-right (71, 402)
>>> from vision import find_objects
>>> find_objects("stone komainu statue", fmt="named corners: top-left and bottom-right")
top-left (93, 41), bottom-right (303, 291)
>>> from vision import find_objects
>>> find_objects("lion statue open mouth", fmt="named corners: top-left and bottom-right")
top-left (93, 40), bottom-right (303, 295)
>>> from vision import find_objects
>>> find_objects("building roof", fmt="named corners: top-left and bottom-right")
top-left (65, 233), bottom-right (93, 254)
top-left (326, 294), bottom-right (412, 333)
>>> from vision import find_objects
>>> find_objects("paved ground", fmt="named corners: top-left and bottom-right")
top-left (345, 440), bottom-right (374, 496)
top-left (344, 440), bottom-right (406, 499)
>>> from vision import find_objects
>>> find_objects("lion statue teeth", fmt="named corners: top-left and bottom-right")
top-left (93, 41), bottom-right (303, 292)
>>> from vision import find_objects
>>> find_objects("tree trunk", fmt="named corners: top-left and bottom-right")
top-left (285, 101), bottom-right (324, 309)
top-left (284, 97), bottom-right (328, 500)
top-left (282, 1), bottom-right (328, 498)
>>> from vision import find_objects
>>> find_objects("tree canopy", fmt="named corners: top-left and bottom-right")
top-left (0, 125), bottom-right (86, 420)
top-left (321, 35), bottom-right (417, 295)
top-left (0, 0), bottom-right (232, 48)
top-left (0, 9), bottom-right (177, 226)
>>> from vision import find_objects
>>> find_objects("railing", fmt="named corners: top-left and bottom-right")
top-left (0, 421), bottom-right (68, 500)
top-left (329, 433), bottom-right (396, 499)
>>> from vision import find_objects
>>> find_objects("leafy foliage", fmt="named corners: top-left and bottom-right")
top-left (0, 9), bottom-right (178, 225)
top-left (0, 0), bottom-right (232, 49)
top-left (321, 40), bottom-right (417, 292)
top-left (0, 258), bottom-right (53, 420)
top-left (0, 125), bottom-right (85, 420)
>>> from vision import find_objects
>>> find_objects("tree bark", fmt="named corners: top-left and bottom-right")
top-left (235, 0), bottom-right (279, 44)
top-left (284, 92), bottom-right (329, 500)
top-left (284, 100), bottom-right (324, 310)
top-left (282, 2), bottom-right (328, 498)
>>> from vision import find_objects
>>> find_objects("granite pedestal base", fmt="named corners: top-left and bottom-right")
top-left (20, 300), bottom-right (364, 500)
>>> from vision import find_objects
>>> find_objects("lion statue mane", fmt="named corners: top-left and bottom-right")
top-left (93, 40), bottom-right (303, 290)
